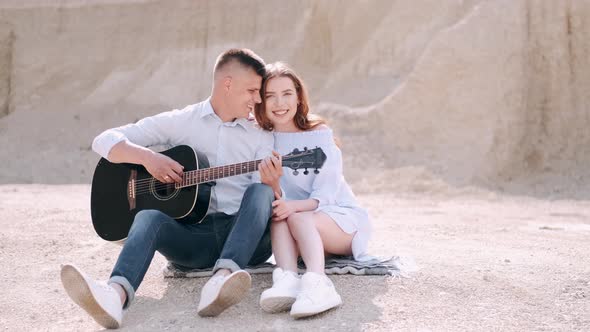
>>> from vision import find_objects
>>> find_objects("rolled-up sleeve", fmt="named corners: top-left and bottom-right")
top-left (92, 130), bottom-right (128, 159)
top-left (92, 106), bottom-right (192, 160)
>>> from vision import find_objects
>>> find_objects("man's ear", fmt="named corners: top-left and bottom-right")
top-left (223, 76), bottom-right (232, 93)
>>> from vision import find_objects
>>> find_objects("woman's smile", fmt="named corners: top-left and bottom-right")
top-left (272, 109), bottom-right (290, 116)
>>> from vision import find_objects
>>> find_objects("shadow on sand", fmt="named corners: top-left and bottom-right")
top-left (119, 273), bottom-right (389, 331)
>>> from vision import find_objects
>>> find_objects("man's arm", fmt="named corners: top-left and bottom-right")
top-left (92, 106), bottom-right (194, 183)
top-left (106, 140), bottom-right (154, 164)
top-left (107, 140), bottom-right (184, 183)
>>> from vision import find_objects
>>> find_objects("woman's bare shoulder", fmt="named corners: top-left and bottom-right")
top-left (311, 124), bottom-right (331, 131)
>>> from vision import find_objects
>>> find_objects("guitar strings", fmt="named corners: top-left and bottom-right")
top-left (132, 172), bottom-right (242, 194)
top-left (132, 161), bottom-right (263, 186)
top-left (131, 167), bottom-right (254, 195)
top-left (131, 169), bottom-right (251, 193)
top-left (130, 154), bottom-right (310, 188)
top-left (132, 166), bottom-right (315, 194)
top-left (130, 154), bottom-right (315, 195)
top-left (131, 159), bottom-right (265, 194)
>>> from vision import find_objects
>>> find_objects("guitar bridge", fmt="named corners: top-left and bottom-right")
top-left (127, 170), bottom-right (137, 210)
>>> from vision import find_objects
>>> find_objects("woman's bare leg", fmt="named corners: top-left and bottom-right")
top-left (313, 212), bottom-right (354, 256)
top-left (287, 212), bottom-right (351, 317)
top-left (270, 220), bottom-right (299, 272)
top-left (286, 212), bottom-right (325, 273)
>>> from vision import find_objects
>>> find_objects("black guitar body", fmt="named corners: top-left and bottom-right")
top-left (90, 145), bottom-right (212, 242)
top-left (90, 144), bottom-right (326, 243)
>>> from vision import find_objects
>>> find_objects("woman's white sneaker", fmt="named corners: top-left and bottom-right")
top-left (60, 264), bottom-right (123, 329)
top-left (289, 272), bottom-right (342, 318)
top-left (260, 268), bottom-right (300, 313)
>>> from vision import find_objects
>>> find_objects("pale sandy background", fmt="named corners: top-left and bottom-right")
top-left (0, 1), bottom-right (589, 331)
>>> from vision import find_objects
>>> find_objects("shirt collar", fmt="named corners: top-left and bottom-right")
top-left (200, 97), bottom-right (250, 130)
top-left (199, 98), bottom-right (216, 118)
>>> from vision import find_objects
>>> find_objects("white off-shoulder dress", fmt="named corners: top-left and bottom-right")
top-left (274, 129), bottom-right (372, 260)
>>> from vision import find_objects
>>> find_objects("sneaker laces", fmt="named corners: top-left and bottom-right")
top-left (207, 275), bottom-right (225, 288)
top-left (98, 281), bottom-right (115, 293)
top-left (98, 282), bottom-right (122, 303)
top-left (275, 271), bottom-right (295, 284)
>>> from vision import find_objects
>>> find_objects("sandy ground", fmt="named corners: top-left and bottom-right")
top-left (1, 1), bottom-right (590, 331)
top-left (0, 184), bottom-right (589, 331)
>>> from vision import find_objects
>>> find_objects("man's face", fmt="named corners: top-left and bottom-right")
top-left (226, 68), bottom-right (262, 119)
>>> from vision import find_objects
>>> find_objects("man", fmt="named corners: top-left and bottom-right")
top-left (60, 48), bottom-right (283, 329)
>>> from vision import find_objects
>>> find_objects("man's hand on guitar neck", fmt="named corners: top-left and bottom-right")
top-left (107, 140), bottom-right (184, 184)
top-left (259, 150), bottom-right (283, 197)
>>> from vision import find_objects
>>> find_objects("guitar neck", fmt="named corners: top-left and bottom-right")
top-left (177, 159), bottom-right (263, 188)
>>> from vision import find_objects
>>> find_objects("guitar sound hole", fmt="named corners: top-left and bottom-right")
top-left (149, 180), bottom-right (180, 201)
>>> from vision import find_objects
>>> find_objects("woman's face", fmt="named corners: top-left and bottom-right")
top-left (264, 76), bottom-right (299, 131)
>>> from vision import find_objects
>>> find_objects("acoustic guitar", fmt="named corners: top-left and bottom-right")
top-left (90, 145), bottom-right (326, 242)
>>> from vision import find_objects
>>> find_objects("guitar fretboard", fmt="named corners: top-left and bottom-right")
top-left (177, 159), bottom-right (263, 188)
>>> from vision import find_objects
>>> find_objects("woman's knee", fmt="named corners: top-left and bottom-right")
top-left (271, 219), bottom-right (291, 236)
top-left (286, 212), bottom-right (312, 230)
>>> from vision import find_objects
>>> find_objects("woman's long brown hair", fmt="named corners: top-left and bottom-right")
top-left (254, 62), bottom-right (325, 131)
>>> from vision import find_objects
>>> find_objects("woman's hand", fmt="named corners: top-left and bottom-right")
top-left (272, 198), bottom-right (297, 222)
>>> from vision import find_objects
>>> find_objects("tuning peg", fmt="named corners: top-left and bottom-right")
top-left (293, 170), bottom-right (299, 175)
top-left (303, 169), bottom-right (309, 175)
top-left (314, 169), bottom-right (320, 174)
top-left (292, 148), bottom-right (300, 153)
top-left (304, 147), bottom-right (308, 151)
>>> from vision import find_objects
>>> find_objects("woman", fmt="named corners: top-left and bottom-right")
top-left (254, 62), bottom-right (371, 318)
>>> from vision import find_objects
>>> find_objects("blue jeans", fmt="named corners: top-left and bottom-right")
top-left (108, 183), bottom-right (274, 308)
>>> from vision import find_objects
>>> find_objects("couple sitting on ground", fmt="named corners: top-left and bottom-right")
top-left (60, 48), bottom-right (372, 329)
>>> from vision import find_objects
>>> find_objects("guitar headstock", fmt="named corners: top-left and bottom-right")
top-left (282, 147), bottom-right (327, 175)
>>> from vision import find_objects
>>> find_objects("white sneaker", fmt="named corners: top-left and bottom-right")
top-left (197, 270), bottom-right (251, 317)
top-left (260, 268), bottom-right (300, 313)
top-left (290, 272), bottom-right (342, 318)
top-left (60, 264), bottom-right (123, 329)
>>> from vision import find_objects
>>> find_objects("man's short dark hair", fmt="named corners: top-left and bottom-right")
top-left (214, 48), bottom-right (266, 76)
